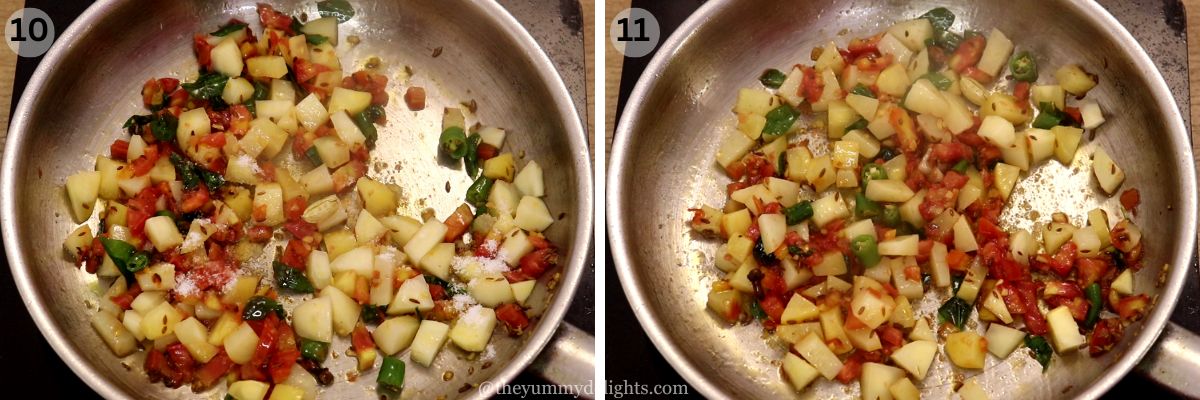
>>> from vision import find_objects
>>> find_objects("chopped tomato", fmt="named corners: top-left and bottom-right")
top-left (1046, 242), bottom-right (1077, 277)
top-left (1076, 258), bottom-right (1109, 288)
top-left (759, 295), bottom-right (786, 322)
top-left (180, 184), bottom-right (210, 213)
top-left (890, 107), bottom-right (920, 153)
top-left (429, 284), bottom-right (447, 301)
top-left (283, 196), bottom-right (307, 222)
top-left (110, 283), bottom-right (143, 310)
top-left (1089, 318), bottom-right (1123, 356)
top-left (268, 322), bottom-right (300, 383)
top-left (946, 250), bottom-right (971, 271)
top-left (256, 3), bottom-right (295, 35)
top-left (846, 34), bottom-right (883, 59)
top-left (496, 303), bottom-right (531, 334)
top-left (351, 322), bottom-right (376, 353)
top-left (193, 34), bottom-right (213, 69)
top-left (247, 225), bottom-right (273, 242)
top-left (405, 87), bottom-right (426, 111)
top-left (1114, 294), bottom-right (1149, 320)
top-left (948, 35), bottom-right (986, 73)
top-left (961, 67), bottom-right (994, 84)
top-left (800, 67), bottom-right (824, 103)
top-left (110, 139), bottom-right (130, 160)
top-left (852, 53), bottom-right (894, 72)
top-left (1120, 189), bottom-right (1141, 215)
top-left (516, 248), bottom-right (558, 280)
top-left (342, 70), bottom-right (390, 106)
top-left (835, 353), bottom-right (865, 384)
top-left (283, 220), bottom-right (318, 240)
top-left (443, 204), bottom-right (475, 242)
top-left (281, 239), bottom-right (312, 270)
top-left (192, 351), bottom-right (234, 391)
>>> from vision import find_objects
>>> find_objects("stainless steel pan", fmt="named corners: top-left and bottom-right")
top-left (0, 0), bottom-right (592, 398)
top-left (609, 0), bottom-right (1198, 398)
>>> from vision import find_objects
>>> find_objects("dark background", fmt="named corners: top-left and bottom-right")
top-left (4, 1), bottom-right (584, 398)
top-left (607, 1), bottom-right (1195, 399)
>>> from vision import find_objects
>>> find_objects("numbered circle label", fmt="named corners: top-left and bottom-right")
top-left (6, 8), bottom-right (55, 58)
top-left (609, 8), bottom-right (659, 58)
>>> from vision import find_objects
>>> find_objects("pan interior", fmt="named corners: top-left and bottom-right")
top-left (612, 0), bottom-right (1191, 398)
top-left (3, 1), bottom-right (587, 399)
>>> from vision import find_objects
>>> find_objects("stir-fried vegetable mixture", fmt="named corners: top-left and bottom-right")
top-left (64, 3), bottom-right (560, 398)
top-left (690, 7), bottom-right (1147, 398)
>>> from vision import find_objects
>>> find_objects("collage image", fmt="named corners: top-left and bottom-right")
top-left (0, 0), bottom-right (1198, 399)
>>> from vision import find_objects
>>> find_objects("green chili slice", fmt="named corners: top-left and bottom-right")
top-left (377, 357), bottom-right (406, 390)
top-left (784, 201), bottom-right (814, 226)
top-left (273, 261), bottom-right (315, 293)
top-left (952, 159), bottom-right (970, 173)
top-left (855, 192), bottom-right (882, 219)
top-left (850, 84), bottom-right (875, 98)
top-left (850, 235), bottom-right (881, 268)
top-left (1025, 335), bottom-right (1053, 371)
top-left (1084, 283), bottom-right (1102, 328)
top-left (300, 339), bottom-right (330, 362)
top-left (439, 127), bottom-right (469, 159)
top-left (1009, 51), bottom-right (1038, 82)
top-left (1032, 102), bottom-right (1063, 129)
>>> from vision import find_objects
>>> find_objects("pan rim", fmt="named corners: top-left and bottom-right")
top-left (606, 1), bottom-right (1196, 399)
top-left (0, 0), bottom-right (593, 399)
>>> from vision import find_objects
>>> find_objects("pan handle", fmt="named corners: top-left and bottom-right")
top-left (528, 322), bottom-right (595, 398)
top-left (1137, 322), bottom-right (1200, 396)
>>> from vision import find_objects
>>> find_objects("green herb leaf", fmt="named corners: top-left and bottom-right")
top-left (169, 153), bottom-right (201, 190)
top-left (850, 84), bottom-right (875, 99)
top-left (200, 169), bottom-right (225, 190)
top-left (761, 105), bottom-right (798, 140)
top-left (317, 0), bottom-right (356, 23)
top-left (306, 34), bottom-right (329, 45)
top-left (846, 118), bottom-right (869, 132)
top-left (181, 72), bottom-right (229, 102)
top-left (951, 274), bottom-right (965, 295)
top-left (937, 297), bottom-right (972, 330)
top-left (921, 72), bottom-right (953, 90)
top-left (1032, 102), bottom-right (1064, 129)
top-left (123, 114), bottom-right (152, 132)
top-left (920, 7), bottom-right (955, 34)
top-left (353, 105), bottom-right (384, 148)
top-left (1025, 335), bottom-right (1053, 371)
top-left (360, 305), bottom-right (386, 325)
top-left (759, 68), bottom-right (787, 89)
top-left (305, 146), bottom-right (323, 165)
top-left (273, 261), bottom-right (315, 293)
top-left (149, 113), bottom-right (178, 143)
top-left (98, 237), bottom-right (138, 280)
top-left (952, 159), bottom-right (970, 173)
top-left (243, 296), bottom-right (286, 320)
top-left (210, 22), bottom-right (247, 37)
top-left (935, 30), bottom-right (963, 50)
top-left (747, 300), bottom-right (768, 320)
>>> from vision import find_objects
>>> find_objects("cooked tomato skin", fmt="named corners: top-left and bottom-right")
top-left (496, 303), bottom-right (531, 334)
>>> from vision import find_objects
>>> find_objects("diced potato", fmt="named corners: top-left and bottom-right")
top-left (1009, 229), bottom-right (1037, 265)
top-left (513, 161), bottom-right (545, 198)
top-left (887, 19), bottom-right (933, 51)
top-left (782, 353), bottom-right (821, 391)
top-left (993, 162), bottom-right (1021, 199)
top-left (1000, 131), bottom-right (1031, 171)
top-left (905, 79), bottom-right (948, 117)
top-left (811, 192), bottom-right (848, 228)
top-left (94, 156), bottom-right (125, 201)
top-left (1092, 148), bottom-right (1125, 195)
top-left (707, 288), bottom-right (742, 321)
top-left (982, 287), bottom-right (1013, 324)
top-left (737, 112), bottom-right (767, 140)
top-left (1080, 101), bottom-right (1105, 129)
top-left (780, 294), bottom-right (820, 324)
top-left (227, 380), bottom-right (269, 400)
top-left (488, 180), bottom-right (522, 217)
top-left (269, 384), bottom-right (305, 400)
top-left (295, 94), bottom-right (329, 132)
top-left (176, 107), bottom-right (211, 149)
top-left (1025, 128), bottom-right (1056, 165)
top-left (320, 286), bottom-right (361, 336)
top-left (958, 379), bottom-right (988, 400)
top-left (777, 67), bottom-right (805, 106)
top-left (842, 130), bottom-right (881, 159)
top-left (850, 277), bottom-right (897, 329)
top-left (889, 378), bottom-right (921, 400)
top-left (956, 262), bottom-right (987, 304)
top-left (92, 311), bottom-right (138, 357)
top-left (846, 94), bottom-right (879, 120)
top-left (300, 167), bottom-right (335, 198)
top-left (417, 241), bottom-right (453, 278)
top-left (945, 331), bottom-right (986, 369)
top-left (330, 246), bottom-right (373, 278)
top-left (890, 258), bottom-right (924, 300)
top-left (1031, 85), bottom-right (1066, 111)
top-left (1047, 305), bottom-right (1085, 352)
top-left (449, 306), bottom-right (497, 352)
top-left (758, 213), bottom-right (787, 253)
top-left (514, 196), bottom-right (554, 232)
top-left (143, 216), bottom-right (182, 252)
top-left (404, 220), bottom-right (447, 262)
top-left (141, 301), bottom-right (183, 340)
top-left (814, 41), bottom-right (846, 72)
top-left (65, 171), bottom-right (101, 222)
top-left (846, 325), bottom-right (882, 352)
top-left (484, 153), bottom-right (517, 181)
top-left (63, 224), bottom-right (94, 260)
top-left (293, 297), bottom-right (333, 343)
top-left (329, 110), bottom-right (366, 146)
top-left (309, 136), bottom-right (349, 169)
top-left (1052, 125), bottom-right (1084, 164)
top-left (247, 56), bottom-right (288, 79)
top-left (1041, 222), bottom-right (1076, 254)
top-left (890, 340), bottom-right (936, 380)
top-left (734, 88), bottom-right (776, 116)
top-left (978, 115), bottom-right (1015, 148)
top-left (986, 323), bottom-right (1026, 358)
top-left (301, 16), bottom-right (338, 45)
top-left (865, 180), bottom-right (915, 203)
top-left (827, 100), bottom-right (857, 139)
top-left (354, 211), bottom-right (386, 245)
top-left (380, 215), bottom-right (422, 247)
top-left (878, 235), bottom-right (918, 256)
top-left (765, 177), bottom-right (800, 207)
top-left (878, 33), bottom-right (913, 66)
top-left (982, 92), bottom-right (1030, 124)
top-left (1055, 64), bottom-right (1098, 96)
top-left (877, 63), bottom-right (910, 97)
top-left (1109, 268), bottom-right (1134, 297)
top-left (175, 317), bottom-right (218, 363)
top-left (716, 129), bottom-right (756, 169)
top-left (860, 362), bottom-right (906, 400)
top-left (977, 28), bottom-right (1013, 78)
top-left (499, 229), bottom-right (535, 266)
top-left (373, 316), bottom-right (420, 355)
top-left (410, 320), bottom-right (451, 367)
top-left (328, 87), bottom-right (373, 117)
top-left (135, 262), bottom-right (176, 291)
top-left (1072, 228), bottom-right (1102, 258)
top-left (478, 126), bottom-right (506, 148)
top-left (210, 38), bottom-right (244, 77)
top-left (387, 275), bottom-right (435, 315)
top-left (794, 333), bottom-right (843, 380)
top-left (252, 183), bottom-right (285, 226)
top-left (899, 189), bottom-right (926, 228)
